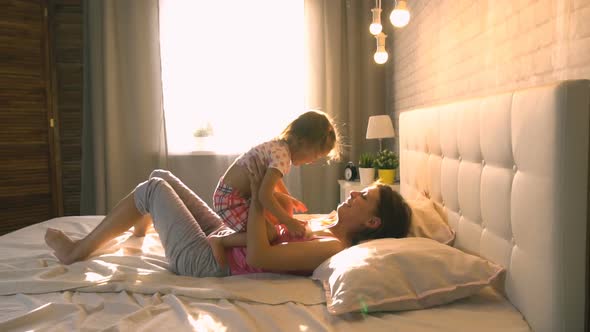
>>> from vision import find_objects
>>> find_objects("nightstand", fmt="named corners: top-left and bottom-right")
top-left (338, 180), bottom-right (400, 203)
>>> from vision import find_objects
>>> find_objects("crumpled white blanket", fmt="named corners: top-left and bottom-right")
top-left (0, 216), bottom-right (325, 305)
top-left (0, 217), bottom-right (531, 332)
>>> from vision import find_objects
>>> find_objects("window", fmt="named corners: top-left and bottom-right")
top-left (159, 0), bottom-right (304, 154)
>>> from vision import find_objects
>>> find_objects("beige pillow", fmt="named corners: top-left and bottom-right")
top-left (407, 197), bottom-right (455, 245)
top-left (312, 237), bottom-right (505, 315)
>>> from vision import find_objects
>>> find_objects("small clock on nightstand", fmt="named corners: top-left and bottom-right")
top-left (343, 162), bottom-right (358, 181)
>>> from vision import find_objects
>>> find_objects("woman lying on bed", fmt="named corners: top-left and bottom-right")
top-left (44, 162), bottom-right (411, 277)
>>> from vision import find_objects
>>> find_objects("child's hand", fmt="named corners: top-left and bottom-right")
top-left (283, 217), bottom-right (307, 238)
top-left (266, 221), bottom-right (278, 242)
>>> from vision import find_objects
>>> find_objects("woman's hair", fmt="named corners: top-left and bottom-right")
top-left (351, 183), bottom-right (412, 245)
top-left (278, 110), bottom-right (341, 161)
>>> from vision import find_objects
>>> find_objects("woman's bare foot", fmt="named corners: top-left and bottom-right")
top-left (44, 228), bottom-right (78, 265)
top-left (207, 235), bottom-right (227, 268)
top-left (132, 215), bottom-right (152, 237)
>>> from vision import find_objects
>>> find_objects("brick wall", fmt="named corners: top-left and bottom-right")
top-left (388, 0), bottom-right (590, 117)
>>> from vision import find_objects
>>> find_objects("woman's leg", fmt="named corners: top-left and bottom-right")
top-left (149, 170), bottom-right (225, 235)
top-left (46, 175), bottom-right (229, 277)
top-left (45, 191), bottom-right (142, 264)
top-left (133, 176), bottom-right (229, 277)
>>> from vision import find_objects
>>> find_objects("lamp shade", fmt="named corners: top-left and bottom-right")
top-left (366, 115), bottom-right (395, 139)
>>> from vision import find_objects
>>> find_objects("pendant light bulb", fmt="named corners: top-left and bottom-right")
top-left (390, 0), bottom-right (410, 28)
top-left (369, 7), bottom-right (383, 35)
top-left (373, 32), bottom-right (388, 64)
top-left (374, 48), bottom-right (388, 64)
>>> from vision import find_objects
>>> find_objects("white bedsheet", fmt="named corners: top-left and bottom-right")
top-left (0, 216), bottom-right (531, 331)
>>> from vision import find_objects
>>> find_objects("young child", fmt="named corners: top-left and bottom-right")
top-left (208, 110), bottom-right (341, 267)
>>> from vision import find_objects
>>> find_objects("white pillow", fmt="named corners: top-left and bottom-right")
top-left (312, 237), bottom-right (505, 315)
top-left (407, 197), bottom-right (456, 245)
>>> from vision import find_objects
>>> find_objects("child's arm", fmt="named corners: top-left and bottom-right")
top-left (258, 169), bottom-right (306, 236)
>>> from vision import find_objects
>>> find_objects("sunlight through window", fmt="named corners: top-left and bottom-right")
top-left (160, 0), bottom-right (304, 154)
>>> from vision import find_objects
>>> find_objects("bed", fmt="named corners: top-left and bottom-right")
top-left (0, 80), bottom-right (588, 331)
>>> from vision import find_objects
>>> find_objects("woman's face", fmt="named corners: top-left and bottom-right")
top-left (337, 186), bottom-right (381, 228)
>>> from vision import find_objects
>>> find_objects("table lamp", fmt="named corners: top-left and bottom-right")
top-left (366, 115), bottom-right (395, 151)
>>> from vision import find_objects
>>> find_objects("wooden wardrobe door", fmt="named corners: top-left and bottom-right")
top-left (0, 0), bottom-right (60, 235)
top-left (50, 0), bottom-right (82, 217)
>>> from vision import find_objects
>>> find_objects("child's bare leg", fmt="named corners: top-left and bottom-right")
top-left (207, 221), bottom-right (277, 267)
top-left (206, 236), bottom-right (226, 268)
top-left (45, 192), bottom-right (143, 265)
top-left (207, 232), bottom-right (247, 268)
top-left (206, 235), bottom-right (226, 268)
top-left (132, 214), bottom-right (153, 237)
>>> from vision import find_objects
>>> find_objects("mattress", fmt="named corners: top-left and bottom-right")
top-left (0, 216), bottom-right (530, 331)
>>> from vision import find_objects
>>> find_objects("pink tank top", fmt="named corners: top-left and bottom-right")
top-left (226, 225), bottom-right (332, 276)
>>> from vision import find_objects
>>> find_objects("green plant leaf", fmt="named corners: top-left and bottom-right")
top-left (374, 149), bottom-right (399, 169)
top-left (359, 152), bottom-right (375, 168)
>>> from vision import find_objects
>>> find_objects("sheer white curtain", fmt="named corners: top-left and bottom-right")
top-left (302, 0), bottom-right (388, 212)
top-left (81, 0), bottom-right (167, 214)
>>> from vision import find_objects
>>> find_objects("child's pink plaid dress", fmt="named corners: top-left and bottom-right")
top-left (213, 140), bottom-right (291, 232)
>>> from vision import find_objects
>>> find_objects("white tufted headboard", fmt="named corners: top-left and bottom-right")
top-left (399, 80), bottom-right (590, 332)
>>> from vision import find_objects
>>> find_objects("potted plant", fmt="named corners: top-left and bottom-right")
top-left (193, 123), bottom-right (214, 151)
top-left (373, 149), bottom-right (399, 184)
top-left (358, 152), bottom-right (376, 185)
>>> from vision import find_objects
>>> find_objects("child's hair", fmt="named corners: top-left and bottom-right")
top-left (278, 110), bottom-right (342, 161)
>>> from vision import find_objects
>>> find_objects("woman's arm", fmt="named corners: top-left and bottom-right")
top-left (275, 178), bottom-right (290, 195)
top-left (258, 169), bottom-right (291, 223)
top-left (246, 166), bottom-right (344, 271)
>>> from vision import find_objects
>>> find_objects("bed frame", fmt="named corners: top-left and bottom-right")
top-left (399, 80), bottom-right (590, 332)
